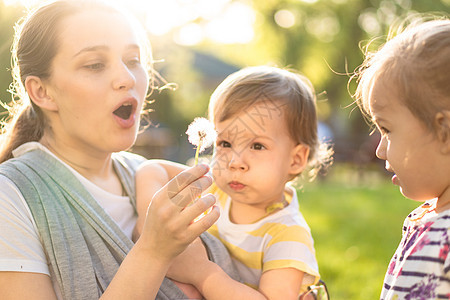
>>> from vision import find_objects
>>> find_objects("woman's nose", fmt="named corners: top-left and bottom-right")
top-left (112, 61), bottom-right (136, 90)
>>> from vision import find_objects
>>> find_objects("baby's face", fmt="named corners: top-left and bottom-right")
top-left (211, 101), bottom-right (306, 208)
top-left (368, 79), bottom-right (447, 202)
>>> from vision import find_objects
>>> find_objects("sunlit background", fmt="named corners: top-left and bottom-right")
top-left (0, 0), bottom-right (449, 298)
top-left (3, 0), bottom-right (448, 164)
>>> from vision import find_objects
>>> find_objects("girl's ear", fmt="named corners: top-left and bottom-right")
top-left (435, 111), bottom-right (450, 154)
top-left (289, 144), bottom-right (310, 175)
top-left (25, 76), bottom-right (58, 111)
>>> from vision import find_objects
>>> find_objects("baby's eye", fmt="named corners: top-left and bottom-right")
top-left (251, 143), bottom-right (265, 150)
top-left (217, 140), bottom-right (231, 148)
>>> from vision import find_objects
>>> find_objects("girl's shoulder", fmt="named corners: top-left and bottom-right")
top-left (404, 199), bottom-right (450, 231)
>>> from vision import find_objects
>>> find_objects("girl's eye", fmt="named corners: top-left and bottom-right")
top-left (379, 126), bottom-right (390, 135)
top-left (251, 143), bottom-right (265, 150)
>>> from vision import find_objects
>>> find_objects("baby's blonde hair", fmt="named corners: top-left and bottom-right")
top-left (208, 65), bottom-right (332, 180)
top-left (353, 16), bottom-right (450, 133)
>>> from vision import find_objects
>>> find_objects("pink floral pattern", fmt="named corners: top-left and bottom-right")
top-left (381, 200), bottom-right (450, 299)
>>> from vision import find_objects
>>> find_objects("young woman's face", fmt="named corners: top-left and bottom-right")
top-left (368, 79), bottom-right (448, 202)
top-left (44, 10), bottom-right (149, 154)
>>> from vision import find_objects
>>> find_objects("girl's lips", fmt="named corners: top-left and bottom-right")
top-left (229, 181), bottom-right (246, 191)
top-left (392, 174), bottom-right (399, 185)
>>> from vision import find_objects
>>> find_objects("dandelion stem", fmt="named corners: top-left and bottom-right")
top-left (194, 139), bottom-right (203, 165)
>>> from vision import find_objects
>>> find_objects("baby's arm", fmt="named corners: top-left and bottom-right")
top-left (133, 160), bottom-right (187, 242)
top-left (167, 240), bottom-right (305, 300)
top-left (259, 268), bottom-right (304, 299)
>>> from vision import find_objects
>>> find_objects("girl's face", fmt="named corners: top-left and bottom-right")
top-left (368, 79), bottom-right (449, 202)
top-left (43, 10), bottom-right (149, 155)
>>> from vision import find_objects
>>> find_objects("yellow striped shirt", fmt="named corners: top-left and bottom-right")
top-left (207, 184), bottom-right (320, 292)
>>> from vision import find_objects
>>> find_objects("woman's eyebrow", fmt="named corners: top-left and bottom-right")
top-left (126, 44), bottom-right (140, 51)
top-left (72, 44), bottom-right (140, 58)
top-left (73, 45), bottom-right (108, 58)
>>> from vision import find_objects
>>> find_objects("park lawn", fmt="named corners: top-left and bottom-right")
top-left (297, 164), bottom-right (419, 300)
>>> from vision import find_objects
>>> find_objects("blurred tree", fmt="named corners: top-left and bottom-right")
top-left (0, 0), bottom-right (448, 163)
top-left (145, 0), bottom-right (449, 163)
top-left (199, 0), bottom-right (450, 162)
top-left (0, 3), bottom-right (22, 113)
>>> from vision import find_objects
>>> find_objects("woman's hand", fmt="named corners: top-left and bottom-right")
top-left (136, 164), bottom-right (219, 264)
top-left (105, 164), bottom-right (218, 299)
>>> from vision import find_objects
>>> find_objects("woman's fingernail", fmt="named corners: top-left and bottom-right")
top-left (203, 194), bottom-right (216, 205)
top-left (198, 163), bottom-right (209, 172)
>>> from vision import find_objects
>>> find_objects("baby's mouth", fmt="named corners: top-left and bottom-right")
top-left (229, 181), bottom-right (245, 191)
top-left (113, 103), bottom-right (133, 120)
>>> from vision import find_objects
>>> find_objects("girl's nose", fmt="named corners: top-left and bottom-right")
top-left (112, 61), bottom-right (136, 90)
top-left (228, 152), bottom-right (249, 171)
top-left (375, 135), bottom-right (387, 160)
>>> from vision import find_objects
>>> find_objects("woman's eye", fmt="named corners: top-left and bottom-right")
top-left (84, 63), bottom-right (104, 70)
top-left (126, 58), bottom-right (141, 67)
top-left (251, 143), bottom-right (265, 150)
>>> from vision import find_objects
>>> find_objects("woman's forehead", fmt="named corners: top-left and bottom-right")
top-left (57, 10), bottom-right (140, 54)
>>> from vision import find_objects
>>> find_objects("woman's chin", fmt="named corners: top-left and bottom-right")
top-left (110, 135), bottom-right (138, 153)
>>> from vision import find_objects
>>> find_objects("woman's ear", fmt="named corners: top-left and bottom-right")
top-left (435, 111), bottom-right (450, 154)
top-left (25, 76), bottom-right (58, 111)
top-left (289, 144), bottom-right (310, 175)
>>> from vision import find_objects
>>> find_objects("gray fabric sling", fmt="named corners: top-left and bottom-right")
top-left (0, 148), bottom-right (239, 299)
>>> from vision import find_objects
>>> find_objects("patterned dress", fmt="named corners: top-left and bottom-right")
top-left (381, 199), bottom-right (450, 299)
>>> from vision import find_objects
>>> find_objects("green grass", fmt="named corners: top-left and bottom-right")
top-left (296, 164), bottom-right (419, 300)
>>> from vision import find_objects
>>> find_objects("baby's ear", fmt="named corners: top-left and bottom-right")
top-left (25, 76), bottom-right (58, 111)
top-left (289, 144), bottom-right (310, 175)
top-left (435, 110), bottom-right (450, 154)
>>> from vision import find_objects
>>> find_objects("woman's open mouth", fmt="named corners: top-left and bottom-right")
top-left (113, 103), bottom-right (133, 120)
top-left (113, 100), bottom-right (137, 129)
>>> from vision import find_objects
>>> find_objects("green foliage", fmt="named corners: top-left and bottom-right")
top-left (0, 3), bottom-right (22, 110)
top-left (298, 164), bottom-right (418, 299)
top-left (0, 0), bottom-right (448, 154)
top-left (147, 0), bottom-right (450, 163)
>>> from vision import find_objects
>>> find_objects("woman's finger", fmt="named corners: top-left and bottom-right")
top-left (169, 175), bottom-right (212, 207)
top-left (164, 164), bottom-right (211, 207)
top-left (183, 195), bottom-right (220, 233)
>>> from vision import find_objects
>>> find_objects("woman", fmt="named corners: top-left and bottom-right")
top-left (0, 1), bottom-right (237, 299)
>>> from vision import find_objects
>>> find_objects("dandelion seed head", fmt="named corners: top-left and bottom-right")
top-left (186, 117), bottom-right (217, 153)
